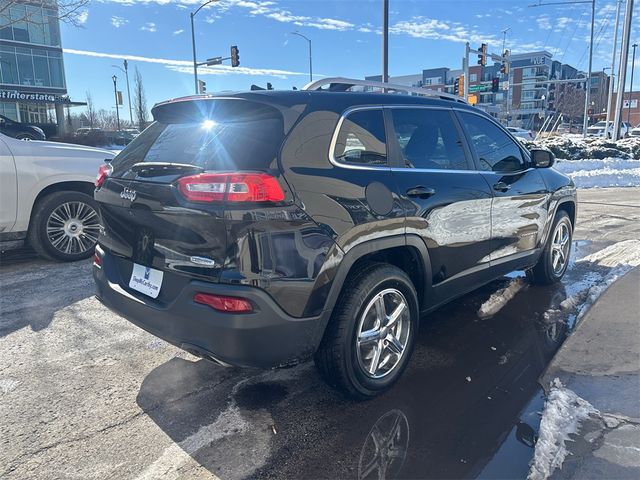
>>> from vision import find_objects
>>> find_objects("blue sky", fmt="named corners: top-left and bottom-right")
top-left (61, 0), bottom-right (640, 114)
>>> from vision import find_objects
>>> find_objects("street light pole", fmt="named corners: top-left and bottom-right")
top-left (605, 0), bottom-right (622, 135)
top-left (190, 0), bottom-right (220, 95)
top-left (382, 0), bottom-right (389, 83)
top-left (112, 75), bottom-right (120, 131)
top-left (291, 32), bottom-right (312, 83)
top-left (628, 43), bottom-right (637, 124)
top-left (112, 61), bottom-right (133, 124)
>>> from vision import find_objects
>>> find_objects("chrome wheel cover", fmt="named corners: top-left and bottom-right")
top-left (356, 288), bottom-right (411, 379)
top-left (46, 201), bottom-right (100, 255)
top-left (550, 220), bottom-right (571, 275)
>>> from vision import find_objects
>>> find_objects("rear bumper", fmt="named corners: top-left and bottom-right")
top-left (93, 251), bottom-right (326, 368)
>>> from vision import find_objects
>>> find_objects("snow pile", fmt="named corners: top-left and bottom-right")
top-left (523, 135), bottom-right (640, 160)
top-left (558, 240), bottom-right (640, 323)
top-left (477, 277), bottom-right (527, 319)
top-left (528, 379), bottom-right (598, 480)
top-left (554, 157), bottom-right (640, 188)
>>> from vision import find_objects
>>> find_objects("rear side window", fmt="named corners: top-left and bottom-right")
top-left (390, 108), bottom-right (469, 170)
top-left (333, 109), bottom-right (387, 166)
top-left (458, 112), bottom-right (526, 173)
top-left (111, 100), bottom-right (285, 174)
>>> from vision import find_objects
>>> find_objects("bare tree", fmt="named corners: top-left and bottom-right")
top-left (133, 67), bottom-right (148, 132)
top-left (0, 1), bottom-right (90, 27)
top-left (85, 91), bottom-right (97, 128)
top-left (96, 108), bottom-right (119, 131)
top-left (554, 84), bottom-right (586, 125)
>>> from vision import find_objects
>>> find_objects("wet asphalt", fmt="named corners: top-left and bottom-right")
top-left (1, 187), bottom-right (639, 480)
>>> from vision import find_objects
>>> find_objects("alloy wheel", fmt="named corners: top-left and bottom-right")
top-left (356, 288), bottom-right (411, 379)
top-left (550, 220), bottom-right (571, 275)
top-left (46, 201), bottom-right (100, 255)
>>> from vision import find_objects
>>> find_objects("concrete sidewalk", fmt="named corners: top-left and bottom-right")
top-left (541, 267), bottom-right (640, 480)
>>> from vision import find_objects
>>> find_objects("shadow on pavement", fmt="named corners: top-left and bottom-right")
top-left (137, 275), bottom-right (571, 480)
top-left (0, 248), bottom-right (95, 337)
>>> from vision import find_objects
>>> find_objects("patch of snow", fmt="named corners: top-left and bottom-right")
top-left (477, 277), bottom-right (527, 319)
top-left (528, 379), bottom-right (598, 480)
top-left (554, 158), bottom-right (640, 188)
top-left (580, 239), bottom-right (640, 268)
top-left (0, 378), bottom-right (20, 394)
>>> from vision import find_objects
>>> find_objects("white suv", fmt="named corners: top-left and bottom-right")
top-left (0, 133), bottom-right (115, 261)
top-left (586, 121), bottom-right (633, 138)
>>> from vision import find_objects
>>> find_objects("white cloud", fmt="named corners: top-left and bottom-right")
top-left (173, 29), bottom-right (184, 35)
top-left (140, 22), bottom-right (157, 32)
top-left (537, 15), bottom-right (552, 30)
top-left (111, 16), bottom-right (129, 28)
top-left (63, 48), bottom-right (308, 78)
top-left (77, 10), bottom-right (89, 24)
top-left (390, 17), bottom-right (494, 45)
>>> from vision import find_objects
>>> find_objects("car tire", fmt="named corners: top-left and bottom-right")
top-left (28, 191), bottom-right (101, 262)
top-left (529, 211), bottom-right (572, 285)
top-left (16, 133), bottom-right (35, 141)
top-left (314, 263), bottom-right (418, 399)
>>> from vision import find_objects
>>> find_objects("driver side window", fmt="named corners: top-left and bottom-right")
top-left (458, 112), bottom-right (526, 173)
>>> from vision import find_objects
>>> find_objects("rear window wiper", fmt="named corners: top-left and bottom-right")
top-left (131, 162), bottom-right (205, 176)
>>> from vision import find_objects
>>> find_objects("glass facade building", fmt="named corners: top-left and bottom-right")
top-left (0, 1), bottom-right (80, 133)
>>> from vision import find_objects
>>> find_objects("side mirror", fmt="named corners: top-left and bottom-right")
top-left (530, 148), bottom-right (555, 168)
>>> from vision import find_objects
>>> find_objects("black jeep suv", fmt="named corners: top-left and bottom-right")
top-left (93, 84), bottom-right (576, 398)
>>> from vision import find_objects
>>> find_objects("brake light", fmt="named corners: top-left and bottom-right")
top-left (95, 163), bottom-right (112, 188)
top-left (194, 293), bottom-right (253, 313)
top-left (177, 172), bottom-right (285, 203)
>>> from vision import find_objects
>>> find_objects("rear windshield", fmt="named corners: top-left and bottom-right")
top-left (111, 99), bottom-right (285, 175)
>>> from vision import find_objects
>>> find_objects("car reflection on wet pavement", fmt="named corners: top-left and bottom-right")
top-left (136, 269), bottom-right (572, 480)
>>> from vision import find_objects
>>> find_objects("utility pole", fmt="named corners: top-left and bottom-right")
top-left (123, 60), bottom-right (133, 125)
top-left (463, 42), bottom-right (470, 102)
top-left (382, 0), bottom-right (389, 83)
top-left (112, 75), bottom-right (120, 131)
top-left (605, 0), bottom-right (622, 135)
top-left (628, 43), bottom-right (637, 124)
top-left (582, 0), bottom-right (595, 137)
top-left (613, 0), bottom-right (634, 139)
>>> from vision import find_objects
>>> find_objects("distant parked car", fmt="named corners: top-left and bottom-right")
top-left (557, 123), bottom-right (582, 135)
top-left (586, 121), bottom-right (633, 138)
top-left (75, 127), bottom-right (103, 138)
top-left (0, 132), bottom-right (115, 260)
top-left (0, 115), bottom-right (46, 141)
top-left (630, 124), bottom-right (640, 137)
top-left (507, 127), bottom-right (535, 140)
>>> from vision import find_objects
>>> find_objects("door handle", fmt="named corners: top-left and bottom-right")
top-left (406, 186), bottom-right (436, 198)
top-left (493, 182), bottom-right (511, 192)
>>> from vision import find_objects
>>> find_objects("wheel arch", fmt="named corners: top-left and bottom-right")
top-left (28, 181), bottom-right (96, 232)
top-left (323, 235), bottom-right (432, 316)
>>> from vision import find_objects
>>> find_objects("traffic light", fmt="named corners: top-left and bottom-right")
top-left (454, 78), bottom-right (459, 95)
top-left (477, 43), bottom-right (488, 66)
top-left (492, 77), bottom-right (499, 92)
top-left (458, 74), bottom-right (465, 97)
top-left (198, 79), bottom-right (206, 94)
top-left (266, 82), bottom-right (273, 90)
top-left (231, 45), bottom-right (240, 67)
top-left (500, 49), bottom-right (510, 75)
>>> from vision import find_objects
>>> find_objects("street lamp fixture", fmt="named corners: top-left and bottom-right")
top-left (190, 0), bottom-right (222, 94)
top-left (290, 31), bottom-right (312, 83)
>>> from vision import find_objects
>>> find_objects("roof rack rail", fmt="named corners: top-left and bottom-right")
top-left (302, 77), bottom-right (468, 104)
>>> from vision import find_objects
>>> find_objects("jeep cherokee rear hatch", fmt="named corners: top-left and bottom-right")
top-left (94, 97), bottom-right (289, 299)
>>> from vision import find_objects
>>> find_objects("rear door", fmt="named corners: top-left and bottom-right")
top-left (387, 106), bottom-right (494, 307)
top-left (455, 110), bottom-right (550, 270)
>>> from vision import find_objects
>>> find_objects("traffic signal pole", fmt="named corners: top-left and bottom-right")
top-left (463, 43), bottom-right (470, 102)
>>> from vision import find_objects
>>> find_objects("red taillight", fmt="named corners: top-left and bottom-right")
top-left (93, 252), bottom-right (102, 267)
top-left (95, 163), bottom-right (112, 188)
top-left (177, 172), bottom-right (285, 203)
top-left (194, 293), bottom-right (253, 313)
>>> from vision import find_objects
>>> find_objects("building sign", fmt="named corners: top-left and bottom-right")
top-left (530, 56), bottom-right (547, 65)
top-left (623, 99), bottom-right (638, 109)
top-left (0, 90), bottom-right (71, 104)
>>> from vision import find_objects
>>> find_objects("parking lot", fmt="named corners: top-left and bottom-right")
top-left (1, 187), bottom-right (639, 480)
